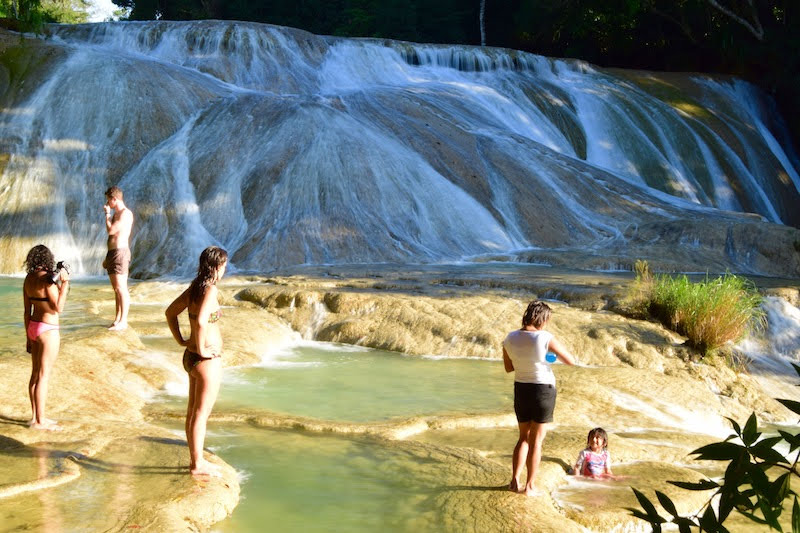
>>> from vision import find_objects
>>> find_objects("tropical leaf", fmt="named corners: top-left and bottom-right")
top-left (725, 416), bottom-right (742, 436)
top-left (627, 508), bottom-right (652, 522)
top-left (778, 430), bottom-right (800, 452)
top-left (718, 487), bottom-right (738, 523)
top-left (750, 466), bottom-right (771, 496)
top-left (742, 413), bottom-right (760, 446)
top-left (699, 505), bottom-right (718, 532)
top-left (759, 496), bottom-right (782, 531)
top-left (693, 441), bottom-right (747, 461)
top-left (669, 479), bottom-right (719, 491)
top-left (777, 398), bottom-right (800, 417)
top-left (737, 509), bottom-right (769, 525)
top-left (655, 490), bottom-right (679, 518)
top-left (768, 472), bottom-right (791, 505)
top-left (791, 496), bottom-right (799, 533)
top-left (674, 516), bottom-right (696, 533)
top-left (750, 436), bottom-right (783, 454)
top-left (750, 439), bottom-right (789, 464)
top-left (631, 488), bottom-right (666, 523)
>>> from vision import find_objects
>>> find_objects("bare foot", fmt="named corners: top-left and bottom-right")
top-left (190, 460), bottom-right (221, 477)
top-left (523, 486), bottom-right (540, 497)
top-left (109, 322), bottom-right (128, 331)
top-left (508, 479), bottom-right (520, 492)
top-left (31, 420), bottom-right (62, 431)
top-left (29, 417), bottom-right (58, 427)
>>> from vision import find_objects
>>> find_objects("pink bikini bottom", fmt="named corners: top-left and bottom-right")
top-left (27, 320), bottom-right (59, 341)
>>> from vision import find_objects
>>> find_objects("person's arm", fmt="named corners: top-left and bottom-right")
top-left (193, 285), bottom-right (218, 358)
top-left (502, 346), bottom-right (514, 373)
top-left (548, 337), bottom-right (576, 366)
top-left (23, 284), bottom-right (31, 352)
top-left (104, 204), bottom-right (114, 234)
top-left (572, 450), bottom-right (586, 476)
top-left (165, 289), bottom-right (189, 347)
top-left (50, 270), bottom-right (70, 313)
top-left (105, 207), bottom-right (132, 236)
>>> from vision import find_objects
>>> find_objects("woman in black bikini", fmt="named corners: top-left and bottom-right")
top-left (23, 245), bottom-right (70, 430)
top-left (165, 246), bottom-right (228, 476)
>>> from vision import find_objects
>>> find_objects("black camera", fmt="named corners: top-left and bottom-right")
top-left (51, 261), bottom-right (70, 283)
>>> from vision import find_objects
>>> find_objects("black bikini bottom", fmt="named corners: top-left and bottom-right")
top-left (182, 349), bottom-right (214, 373)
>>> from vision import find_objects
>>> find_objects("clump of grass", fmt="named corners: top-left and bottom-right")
top-left (630, 261), bottom-right (765, 356)
top-left (623, 259), bottom-right (654, 317)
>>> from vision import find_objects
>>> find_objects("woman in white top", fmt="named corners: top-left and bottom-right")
top-left (503, 300), bottom-right (575, 496)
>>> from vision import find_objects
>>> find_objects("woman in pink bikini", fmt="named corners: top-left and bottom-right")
top-left (165, 246), bottom-right (227, 476)
top-left (23, 244), bottom-right (70, 430)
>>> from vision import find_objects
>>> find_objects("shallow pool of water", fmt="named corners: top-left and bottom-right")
top-left (211, 344), bottom-right (512, 422)
top-left (207, 424), bottom-right (453, 532)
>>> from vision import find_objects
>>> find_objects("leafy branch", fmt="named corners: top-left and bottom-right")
top-left (629, 363), bottom-right (800, 532)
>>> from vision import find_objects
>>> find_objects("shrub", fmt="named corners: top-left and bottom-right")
top-left (629, 363), bottom-right (800, 532)
top-left (629, 262), bottom-right (764, 355)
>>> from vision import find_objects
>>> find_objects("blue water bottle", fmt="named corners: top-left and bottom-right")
top-left (545, 352), bottom-right (557, 363)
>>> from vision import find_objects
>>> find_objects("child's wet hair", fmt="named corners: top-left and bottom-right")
top-left (522, 300), bottom-right (551, 328)
top-left (587, 427), bottom-right (608, 449)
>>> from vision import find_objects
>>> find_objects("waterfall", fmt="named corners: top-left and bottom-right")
top-left (0, 20), bottom-right (798, 276)
top-left (737, 297), bottom-right (800, 403)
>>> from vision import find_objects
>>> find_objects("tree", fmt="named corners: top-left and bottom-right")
top-left (705, 0), bottom-right (763, 40)
top-left (41, 0), bottom-right (91, 23)
top-left (479, 0), bottom-right (485, 45)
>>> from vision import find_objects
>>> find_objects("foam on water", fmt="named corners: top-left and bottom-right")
top-left (736, 297), bottom-right (800, 409)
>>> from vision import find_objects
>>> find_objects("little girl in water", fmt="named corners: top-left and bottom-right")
top-left (572, 427), bottom-right (614, 479)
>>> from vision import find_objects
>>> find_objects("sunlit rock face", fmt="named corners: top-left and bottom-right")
top-left (0, 21), bottom-right (798, 276)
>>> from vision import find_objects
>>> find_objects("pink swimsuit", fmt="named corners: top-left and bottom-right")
top-left (27, 320), bottom-right (59, 341)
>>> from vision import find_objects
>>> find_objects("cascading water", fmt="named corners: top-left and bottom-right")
top-left (0, 20), bottom-right (799, 276)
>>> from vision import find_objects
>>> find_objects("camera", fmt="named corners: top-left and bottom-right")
top-left (51, 261), bottom-right (70, 283)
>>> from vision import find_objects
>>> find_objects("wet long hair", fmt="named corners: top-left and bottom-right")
top-left (188, 246), bottom-right (228, 304)
top-left (24, 244), bottom-right (55, 275)
top-left (587, 427), bottom-right (609, 451)
top-left (522, 300), bottom-right (551, 329)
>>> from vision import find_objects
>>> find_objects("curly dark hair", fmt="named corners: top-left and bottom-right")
top-left (189, 246), bottom-right (228, 303)
top-left (24, 244), bottom-right (55, 274)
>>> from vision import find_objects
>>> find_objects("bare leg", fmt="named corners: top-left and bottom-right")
top-left (511, 422), bottom-right (531, 492)
top-left (187, 357), bottom-right (222, 476)
top-left (107, 273), bottom-right (119, 327)
top-left (109, 273), bottom-right (129, 329)
top-left (28, 339), bottom-right (42, 424)
top-left (523, 422), bottom-right (549, 496)
top-left (186, 373), bottom-right (197, 456)
top-left (30, 330), bottom-right (61, 430)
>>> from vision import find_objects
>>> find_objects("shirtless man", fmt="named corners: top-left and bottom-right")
top-left (102, 186), bottom-right (134, 330)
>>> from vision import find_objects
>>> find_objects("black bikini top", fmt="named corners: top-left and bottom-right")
top-left (29, 296), bottom-right (48, 302)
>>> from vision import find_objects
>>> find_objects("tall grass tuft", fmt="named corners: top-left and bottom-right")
top-left (630, 261), bottom-right (765, 355)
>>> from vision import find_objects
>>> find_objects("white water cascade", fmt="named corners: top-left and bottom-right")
top-left (0, 20), bottom-right (798, 276)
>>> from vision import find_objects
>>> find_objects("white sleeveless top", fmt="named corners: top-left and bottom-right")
top-left (503, 329), bottom-right (555, 385)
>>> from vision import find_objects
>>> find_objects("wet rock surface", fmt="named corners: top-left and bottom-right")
top-left (0, 266), bottom-right (797, 531)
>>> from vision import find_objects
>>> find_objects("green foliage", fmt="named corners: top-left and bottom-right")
top-left (0, 0), bottom-right (90, 29)
top-left (628, 262), bottom-right (764, 355)
top-left (40, 0), bottom-right (91, 24)
top-left (629, 363), bottom-right (800, 532)
top-left (0, 0), bottom-right (44, 26)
